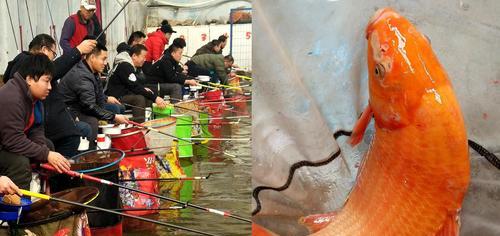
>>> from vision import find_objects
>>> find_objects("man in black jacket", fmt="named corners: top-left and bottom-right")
top-left (3, 34), bottom-right (96, 157)
top-left (59, 43), bottom-right (129, 146)
top-left (0, 54), bottom-right (71, 189)
top-left (106, 44), bottom-right (168, 122)
top-left (145, 38), bottom-right (198, 101)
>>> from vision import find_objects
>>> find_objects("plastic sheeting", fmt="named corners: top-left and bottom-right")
top-left (252, 0), bottom-right (500, 235)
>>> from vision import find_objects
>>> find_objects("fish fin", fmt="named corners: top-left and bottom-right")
top-left (349, 105), bottom-right (373, 146)
top-left (298, 211), bottom-right (338, 233)
top-left (435, 211), bottom-right (460, 236)
top-left (252, 223), bottom-right (280, 236)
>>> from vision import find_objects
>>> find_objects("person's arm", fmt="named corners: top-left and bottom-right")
top-left (60, 17), bottom-right (76, 55)
top-left (116, 64), bottom-right (157, 101)
top-left (213, 55), bottom-right (229, 84)
top-left (0, 98), bottom-right (49, 162)
top-left (53, 48), bottom-right (81, 79)
top-left (159, 59), bottom-right (187, 85)
top-left (77, 77), bottom-right (115, 121)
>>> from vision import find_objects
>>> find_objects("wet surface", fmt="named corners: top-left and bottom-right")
top-left (123, 101), bottom-right (252, 236)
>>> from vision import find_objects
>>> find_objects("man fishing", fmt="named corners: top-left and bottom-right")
top-left (0, 54), bottom-right (71, 190)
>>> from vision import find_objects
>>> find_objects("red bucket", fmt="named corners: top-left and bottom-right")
top-left (119, 152), bottom-right (160, 216)
top-left (111, 127), bottom-right (147, 154)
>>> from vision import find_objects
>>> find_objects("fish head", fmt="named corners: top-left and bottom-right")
top-left (365, 8), bottom-right (446, 129)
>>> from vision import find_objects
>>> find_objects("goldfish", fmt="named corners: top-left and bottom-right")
top-left (301, 7), bottom-right (470, 236)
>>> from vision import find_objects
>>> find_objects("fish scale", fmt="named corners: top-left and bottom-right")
top-left (304, 8), bottom-right (469, 236)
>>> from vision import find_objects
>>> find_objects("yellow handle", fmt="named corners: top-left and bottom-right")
top-left (207, 83), bottom-right (242, 91)
top-left (235, 75), bottom-right (252, 81)
top-left (20, 189), bottom-right (51, 200)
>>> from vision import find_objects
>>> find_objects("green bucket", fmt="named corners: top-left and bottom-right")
top-left (176, 115), bottom-right (193, 158)
top-left (152, 104), bottom-right (174, 119)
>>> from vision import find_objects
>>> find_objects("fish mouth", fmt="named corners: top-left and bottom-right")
top-left (365, 7), bottom-right (398, 39)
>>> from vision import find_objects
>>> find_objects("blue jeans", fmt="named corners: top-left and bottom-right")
top-left (104, 103), bottom-right (125, 114)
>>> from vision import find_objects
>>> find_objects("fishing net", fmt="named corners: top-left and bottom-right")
top-left (252, 1), bottom-right (500, 235)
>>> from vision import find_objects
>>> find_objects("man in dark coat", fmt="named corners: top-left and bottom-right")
top-left (0, 54), bottom-right (71, 189)
top-left (59, 43), bottom-right (129, 145)
top-left (106, 44), bottom-right (168, 122)
top-left (3, 34), bottom-right (96, 157)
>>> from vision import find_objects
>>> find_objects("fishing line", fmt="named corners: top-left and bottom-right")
top-left (251, 130), bottom-right (351, 216)
top-left (24, 0), bottom-right (34, 39)
top-left (252, 128), bottom-right (500, 216)
top-left (45, 0), bottom-right (62, 55)
top-left (5, 0), bottom-right (19, 51)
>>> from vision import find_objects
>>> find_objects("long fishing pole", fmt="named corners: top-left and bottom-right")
top-left (120, 173), bottom-right (213, 181)
top-left (19, 189), bottom-right (219, 236)
top-left (40, 164), bottom-right (250, 223)
top-left (129, 121), bottom-right (237, 158)
top-left (24, 0), bottom-right (34, 39)
top-left (5, 0), bottom-right (19, 51)
top-left (96, 0), bottom-right (132, 40)
top-left (122, 103), bottom-right (204, 125)
top-left (16, 0), bottom-right (23, 51)
top-left (87, 206), bottom-right (186, 213)
top-left (170, 97), bottom-right (249, 116)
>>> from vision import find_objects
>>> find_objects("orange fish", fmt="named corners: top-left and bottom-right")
top-left (301, 7), bottom-right (470, 236)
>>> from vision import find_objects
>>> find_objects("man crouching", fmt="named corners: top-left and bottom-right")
top-left (0, 54), bottom-right (71, 190)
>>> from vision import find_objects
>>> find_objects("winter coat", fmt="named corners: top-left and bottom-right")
top-left (3, 48), bottom-right (84, 141)
top-left (144, 29), bottom-right (169, 62)
top-left (58, 61), bottom-right (115, 121)
top-left (0, 73), bottom-right (50, 162)
top-left (106, 51), bottom-right (157, 101)
top-left (146, 53), bottom-right (188, 85)
top-left (191, 53), bottom-right (229, 84)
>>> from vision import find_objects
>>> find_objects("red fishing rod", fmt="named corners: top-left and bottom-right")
top-left (40, 164), bottom-right (250, 223)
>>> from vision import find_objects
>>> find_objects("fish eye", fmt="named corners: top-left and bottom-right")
top-left (374, 64), bottom-right (385, 78)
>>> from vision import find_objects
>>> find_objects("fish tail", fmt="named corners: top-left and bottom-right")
top-left (349, 105), bottom-right (373, 146)
top-left (299, 211), bottom-right (338, 233)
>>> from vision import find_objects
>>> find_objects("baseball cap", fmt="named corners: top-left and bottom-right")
top-left (81, 0), bottom-right (97, 10)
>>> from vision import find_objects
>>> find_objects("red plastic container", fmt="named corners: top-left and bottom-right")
top-left (111, 127), bottom-right (147, 154)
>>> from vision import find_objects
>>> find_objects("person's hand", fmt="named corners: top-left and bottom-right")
top-left (114, 114), bottom-right (129, 124)
top-left (155, 97), bottom-right (167, 108)
top-left (229, 72), bottom-right (237, 78)
top-left (144, 87), bottom-right (153, 94)
top-left (76, 39), bottom-right (97, 55)
top-left (107, 96), bottom-right (121, 105)
top-left (179, 35), bottom-right (185, 39)
top-left (184, 79), bottom-right (198, 86)
top-left (47, 151), bottom-right (71, 174)
top-left (0, 176), bottom-right (22, 195)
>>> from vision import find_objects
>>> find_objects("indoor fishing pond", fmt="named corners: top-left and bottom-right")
top-left (123, 103), bottom-right (252, 236)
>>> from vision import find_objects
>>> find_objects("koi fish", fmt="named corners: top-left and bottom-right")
top-left (302, 7), bottom-right (470, 236)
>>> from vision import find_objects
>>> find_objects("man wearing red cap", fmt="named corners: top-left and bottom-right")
top-left (60, 0), bottom-right (106, 55)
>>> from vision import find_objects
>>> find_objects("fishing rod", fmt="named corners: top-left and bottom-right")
top-left (122, 103), bottom-right (206, 127)
top-left (17, 0), bottom-right (23, 51)
top-left (96, 0), bottom-right (133, 40)
top-left (45, 0), bottom-right (62, 55)
top-left (235, 75), bottom-right (252, 81)
top-left (24, 0), bottom-right (34, 39)
top-left (119, 173), bottom-right (215, 181)
top-left (20, 189), bottom-right (219, 236)
top-left (200, 99), bottom-right (252, 105)
top-left (5, 0), bottom-right (19, 51)
top-left (169, 97), bottom-right (249, 116)
top-left (129, 121), bottom-right (237, 158)
top-left (87, 205), bottom-right (186, 213)
top-left (40, 164), bottom-right (250, 223)
top-left (207, 82), bottom-right (243, 91)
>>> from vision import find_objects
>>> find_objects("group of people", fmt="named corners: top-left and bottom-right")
top-left (0, 0), bottom-right (236, 196)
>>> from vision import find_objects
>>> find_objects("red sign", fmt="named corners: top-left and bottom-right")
top-left (246, 32), bottom-right (251, 40)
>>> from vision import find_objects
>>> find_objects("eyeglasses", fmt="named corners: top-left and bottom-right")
top-left (45, 46), bottom-right (57, 58)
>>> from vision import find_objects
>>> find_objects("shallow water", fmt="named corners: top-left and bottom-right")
top-left (123, 102), bottom-right (252, 236)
